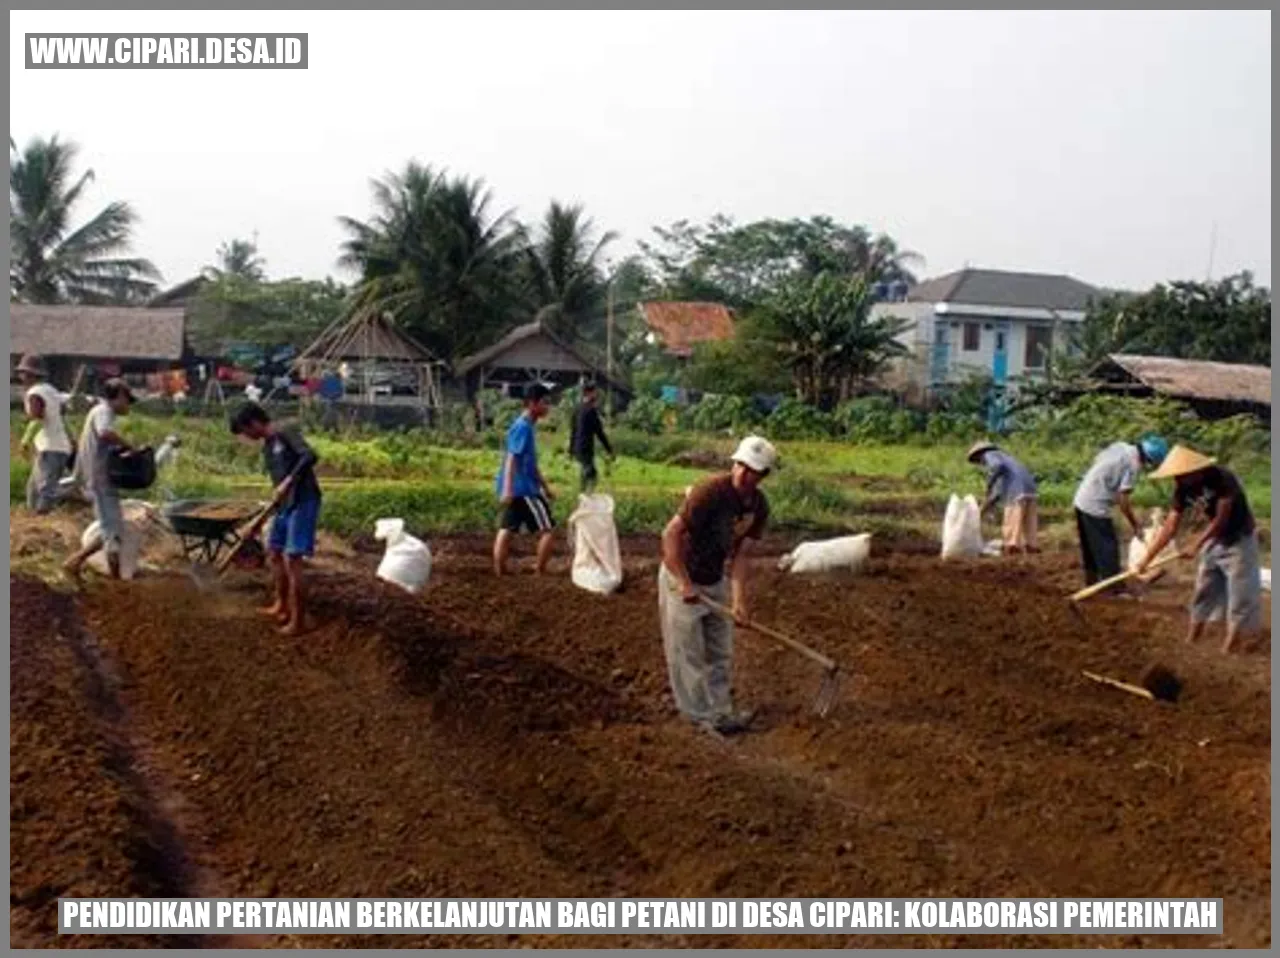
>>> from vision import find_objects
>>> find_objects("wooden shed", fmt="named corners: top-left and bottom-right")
top-left (453, 319), bottom-right (627, 401)
top-left (9, 303), bottom-right (188, 391)
top-left (1086, 354), bottom-right (1272, 424)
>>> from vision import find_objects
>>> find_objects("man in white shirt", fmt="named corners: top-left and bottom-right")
top-left (65, 379), bottom-right (136, 581)
top-left (16, 354), bottom-right (72, 514)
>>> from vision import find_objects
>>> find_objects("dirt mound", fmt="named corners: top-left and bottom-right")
top-left (17, 545), bottom-right (1272, 948)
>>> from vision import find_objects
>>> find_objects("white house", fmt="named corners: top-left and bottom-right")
top-left (871, 268), bottom-right (1103, 397)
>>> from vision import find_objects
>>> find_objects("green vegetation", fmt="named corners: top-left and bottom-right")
top-left (11, 394), bottom-right (1270, 547)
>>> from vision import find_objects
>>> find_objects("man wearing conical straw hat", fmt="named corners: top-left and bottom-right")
top-left (1136, 445), bottom-right (1263, 654)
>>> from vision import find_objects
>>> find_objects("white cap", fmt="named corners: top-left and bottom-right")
top-left (731, 435), bottom-right (778, 474)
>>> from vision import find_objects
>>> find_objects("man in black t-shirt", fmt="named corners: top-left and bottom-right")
top-left (1137, 445), bottom-right (1262, 654)
top-left (568, 383), bottom-right (613, 493)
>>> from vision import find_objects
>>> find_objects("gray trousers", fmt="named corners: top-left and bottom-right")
top-left (26, 451), bottom-right (69, 514)
top-left (1191, 533), bottom-right (1263, 632)
top-left (658, 564), bottom-right (735, 724)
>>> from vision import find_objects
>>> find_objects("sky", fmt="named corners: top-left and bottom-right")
top-left (9, 10), bottom-right (1272, 293)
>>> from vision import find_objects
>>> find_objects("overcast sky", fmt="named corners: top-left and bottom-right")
top-left (10, 10), bottom-right (1272, 293)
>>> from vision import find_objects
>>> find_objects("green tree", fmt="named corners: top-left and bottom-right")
top-left (1070, 272), bottom-right (1271, 367)
top-left (205, 237), bottom-right (266, 282)
top-left (638, 215), bottom-right (922, 310)
top-left (9, 134), bottom-right (160, 304)
top-left (755, 271), bottom-right (910, 408)
top-left (186, 275), bottom-right (348, 357)
top-left (521, 201), bottom-right (617, 341)
top-left (338, 162), bottom-right (526, 361)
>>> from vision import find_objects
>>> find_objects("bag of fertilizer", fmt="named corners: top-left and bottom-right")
top-left (940, 494), bottom-right (984, 559)
top-left (778, 533), bottom-right (872, 575)
top-left (1127, 509), bottom-right (1176, 577)
top-left (568, 493), bottom-right (623, 595)
top-left (374, 518), bottom-right (432, 595)
top-left (81, 499), bottom-right (154, 580)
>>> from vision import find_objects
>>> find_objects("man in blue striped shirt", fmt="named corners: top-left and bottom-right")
top-left (968, 441), bottom-right (1039, 555)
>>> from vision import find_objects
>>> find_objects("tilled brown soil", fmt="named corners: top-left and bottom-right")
top-left (11, 543), bottom-right (1272, 948)
top-left (10, 577), bottom-right (197, 948)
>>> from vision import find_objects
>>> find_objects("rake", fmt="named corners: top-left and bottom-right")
top-left (698, 594), bottom-right (842, 718)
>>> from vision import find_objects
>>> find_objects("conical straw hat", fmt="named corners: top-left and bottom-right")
top-left (1150, 445), bottom-right (1216, 480)
top-left (967, 440), bottom-right (997, 462)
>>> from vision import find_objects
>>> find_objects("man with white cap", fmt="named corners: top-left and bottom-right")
top-left (1136, 445), bottom-right (1262, 654)
top-left (967, 441), bottom-right (1038, 554)
top-left (658, 434), bottom-right (776, 735)
top-left (1072, 434), bottom-right (1168, 591)
top-left (15, 354), bottom-right (72, 514)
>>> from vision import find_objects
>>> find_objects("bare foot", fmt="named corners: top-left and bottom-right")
top-left (277, 616), bottom-right (315, 637)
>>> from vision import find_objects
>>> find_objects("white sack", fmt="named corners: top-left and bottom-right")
top-left (940, 494), bottom-right (984, 560)
top-left (778, 533), bottom-right (872, 574)
top-left (1127, 508), bottom-right (1177, 575)
top-left (568, 493), bottom-right (623, 595)
top-left (81, 499), bottom-right (154, 580)
top-left (374, 518), bottom-right (432, 595)
top-left (1261, 568), bottom-right (1271, 593)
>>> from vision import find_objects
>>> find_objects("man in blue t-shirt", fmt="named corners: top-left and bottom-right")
top-left (493, 383), bottom-right (556, 576)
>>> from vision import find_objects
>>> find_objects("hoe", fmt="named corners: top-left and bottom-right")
top-left (699, 594), bottom-right (842, 718)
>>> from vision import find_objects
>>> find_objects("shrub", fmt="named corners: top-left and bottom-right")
top-left (621, 396), bottom-right (669, 435)
top-left (767, 397), bottom-right (836, 440)
top-left (682, 394), bottom-right (761, 434)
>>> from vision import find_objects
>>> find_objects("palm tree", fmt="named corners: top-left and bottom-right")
top-left (9, 134), bottom-right (160, 304)
top-left (338, 162), bottom-right (526, 359)
top-left (205, 237), bottom-right (266, 281)
top-left (521, 201), bottom-right (617, 339)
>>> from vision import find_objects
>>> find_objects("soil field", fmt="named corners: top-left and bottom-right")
top-left (10, 537), bottom-right (1272, 948)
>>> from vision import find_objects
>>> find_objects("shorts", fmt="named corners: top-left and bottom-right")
top-left (91, 486), bottom-right (124, 555)
top-left (501, 495), bottom-right (554, 534)
top-left (1190, 533), bottom-right (1263, 632)
top-left (268, 497), bottom-right (321, 558)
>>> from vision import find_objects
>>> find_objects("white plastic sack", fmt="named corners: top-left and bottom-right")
top-left (1127, 509), bottom-right (1177, 575)
top-left (568, 493), bottom-right (623, 595)
top-left (81, 499), bottom-right (153, 580)
top-left (778, 534), bottom-right (872, 575)
top-left (1261, 569), bottom-right (1271, 593)
top-left (940, 494), bottom-right (984, 560)
top-left (374, 518), bottom-right (432, 595)
top-left (982, 538), bottom-right (1004, 557)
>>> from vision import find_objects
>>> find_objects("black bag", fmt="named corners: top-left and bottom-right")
top-left (107, 446), bottom-right (156, 490)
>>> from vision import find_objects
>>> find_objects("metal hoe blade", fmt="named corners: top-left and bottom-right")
top-left (813, 667), bottom-right (841, 718)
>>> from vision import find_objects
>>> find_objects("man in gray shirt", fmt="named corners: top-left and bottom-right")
top-left (1072, 434), bottom-right (1168, 589)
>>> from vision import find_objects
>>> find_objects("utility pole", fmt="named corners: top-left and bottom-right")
top-left (606, 280), bottom-right (615, 424)
top-left (1206, 221), bottom-right (1218, 282)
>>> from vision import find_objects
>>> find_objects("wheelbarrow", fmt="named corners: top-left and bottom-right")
top-left (162, 499), bottom-right (269, 568)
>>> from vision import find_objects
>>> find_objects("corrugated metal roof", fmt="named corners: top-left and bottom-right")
top-left (1096, 354), bottom-right (1272, 406)
top-left (9, 304), bottom-right (186, 361)
top-left (908, 269), bottom-right (1101, 312)
top-left (639, 301), bottom-right (735, 357)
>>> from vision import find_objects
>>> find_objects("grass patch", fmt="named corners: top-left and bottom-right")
top-left (12, 411), bottom-right (1270, 544)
